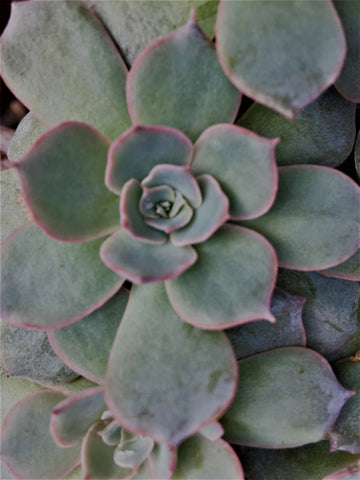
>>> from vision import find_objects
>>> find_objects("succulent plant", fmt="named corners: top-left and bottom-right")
top-left (1, 1), bottom-right (359, 479)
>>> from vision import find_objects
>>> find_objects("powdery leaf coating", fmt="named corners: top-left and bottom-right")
top-left (243, 166), bottom-right (360, 270)
top-left (236, 441), bottom-right (360, 480)
top-left (106, 283), bottom-right (237, 446)
top-left (100, 229), bottom-right (197, 284)
top-left (131, 443), bottom-right (176, 480)
top-left (334, 0), bottom-right (360, 102)
top-left (191, 124), bottom-right (278, 219)
top-left (15, 122), bottom-right (120, 243)
top-left (226, 287), bottom-right (306, 360)
top-left (216, 0), bottom-right (346, 118)
top-left (93, 0), bottom-right (219, 65)
top-left (0, 391), bottom-right (81, 479)
top-left (48, 290), bottom-right (129, 384)
top-left (320, 250), bottom-right (360, 282)
top-left (221, 347), bottom-right (352, 448)
top-left (238, 88), bottom-right (357, 167)
top-left (166, 225), bottom-right (277, 329)
top-left (198, 421), bottom-right (224, 441)
top-left (7, 112), bottom-right (47, 162)
top-left (172, 435), bottom-right (244, 479)
top-left (50, 387), bottom-right (106, 447)
top-left (1, 0), bottom-right (131, 140)
top-left (127, 13), bottom-right (241, 142)
top-left (329, 359), bottom-right (360, 454)
top-left (1, 222), bottom-right (124, 329)
top-left (277, 269), bottom-right (360, 356)
top-left (106, 126), bottom-right (192, 195)
top-left (0, 320), bottom-right (77, 386)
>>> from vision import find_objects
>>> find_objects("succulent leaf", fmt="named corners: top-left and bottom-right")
top-left (106, 126), bottom-right (192, 195)
top-left (243, 166), bottom-right (360, 270)
top-left (198, 422), bottom-right (224, 442)
top-left (1, 222), bottom-right (124, 329)
top-left (333, 0), bottom-right (360, 102)
top-left (191, 124), bottom-right (278, 220)
top-left (0, 391), bottom-right (81, 479)
top-left (100, 229), bottom-right (197, 284)
top-left (171, 175), bottom-right (229, 247)
top-left (277, 270), bottom-right (360, 356)
top-left (48, 290), bottom-right (129, 384)
top-left (1, 0), bottom-right (131, 140)
top-left (221, 347), bottom-right (353, 448)
top-left (216, 0), bottom-right (346, 118)
top-left (326, 332), bottom-right (360, 364)
top-left (50, 387), bottom-right (106, 447)
top-left (166, 225), bottom-right (277, 329)
top-left (324, 465), bottom-right (360, 480)
top-left (126, 12), bottom-right (241, 141)
top-left (320, 250), bottom-right (360, 281)
top-left (15, 122), bottom-right (120, 243)
top-left (133, 443), bottom-right (176, 480)
top-left (113, 437), bottom-right (154, 469)
top-left (105, 283), bottom-right (237, 446)
top-left (238, 88), bottom-right (357, 167)
top-left (355, 131), bottom-right (360, 180)
top-left (172, 434), bottom-right (244, 479)
top-left (0, 320), bottom-right (77, 386)
top-left (7, 112), bottom-right (47, 162)
top-left (226, 287), bottom-right (306, 360)
top-left (329, 358), bottom-right (360, 454)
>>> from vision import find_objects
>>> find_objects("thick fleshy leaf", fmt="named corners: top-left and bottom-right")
top-left (7, 112), bottom-right (47, 162)
top-left (277, 269), bottom-right (360, 356)
top-left (222, 347), bottom-right (352, 448)
top-left (106, 283), bottom-right (237, 446)
top-left (120, 179), bottom-right (166, 244)
top-left (127, 13), bottom-right (240, 142)
top-left (166, 224), bottom-right (277, 329)
top-left (1, 222), bottom-right (124, 329)
top-left (326, 332), bottom-right (360, 364)
top-left (1, 0), bottom-right (130, 140)
top-left (106, 126), bottom-right (192, 195)
top-left (0, 168), bottom-right (31, 243)
top-left (81, 423), bottom-right (133, 480)
top-left (93, 0), bottom-right (219, 65)
top-left (173, 435), bottom-right (244, 479)
top-left (0, 320), bottom-right (77, 386)
top-left (15, 122), bottom-right (120, 242)
top-left (100, 229), bottom-right (197, 284)
top-left (355, 131), bottom-right (360, 179)
top-left (114, 437), bottom-right (154, 469)
top-left (171, 175), bottom-right (229, 246)
top-left (226, 287), bottom-right (306, 360)
top-left (243, 166), bottom-right (360, 270)
top-left (191, 124), bottom-right (278, 219)
top-left (329, 358), bottom-right (360, 454)
top-left (133, 443), bottom-right (176, 480)
top-left (145, 202), bottom-right (193, 234)
top-left (238, 88), bottom-right (356, 167)
top-left (199, 422), bottom-right (224, 442)
top-left (0, 391), bottom-right (81, 479)
top-left (320, 250), bottom-right (360, 281)
top-left (334, 1), bottom-right (360, 102)
top-left (50, 387), bottom-right (106, 447)
top-left (324, 465), bottom-right (360, 480)
top-left (236, 441), bottom-right (360, 480)
top-left (48, 290), bottom-right (128, 384)
top-left (216, 0), bottom-right (346, 118)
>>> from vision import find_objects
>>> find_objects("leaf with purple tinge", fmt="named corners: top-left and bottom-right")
top-left (355, 131), bottom-right (360, 180)
top-left (221, 347), bottom-right (353, 448)
top-left (50, 387), bottom-right (106, 447)
top-left (100, 229), bottom-right (197, 284)
top-left (334, 0), bottom-right (360, 102)
top-left (1, 0), bottom-right (130, 140)
top-left (48, 289), bottom-right (129, 384)
top-left (7, 112), bottom-right (47, 163)
top-left (172, 434), bottom-right (244, 479)
top-left (329, 358), bottom-right (360, 454)
top-left (126, 12), bottom-right (241, 142)
top-left (0, 391), bottom-right (81, 479)
top-left (277, 269), bottom-right (360, 356)
top-left (166, 224), bottom-right (277, 329)
top-left (323, 463), bottom-right (360, 480)
top-left (106, 283), bottom-right (237, 446)
top-left (326, 332), bottom-right (360, 364)
top-left (106, 126), bottom-right (192, 195)
top-left (216, 0), bottom-right (346, 118)
top-left (236, 441), bottom-right (360, 480)
top-left (191, 124), bottom-right (278, 220)
top-left (243, 166), bottom-right (360, 270)
top-left (15, 122), bottom-right (120, 243)
top-left (1, 222), bottom-right (124, 329)
top-left (238, 88), bottom-right (357, 168)
top-left (226, 287), bottom-right (306, 360)
top-left (320, 250), bottom-right (360, 282)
